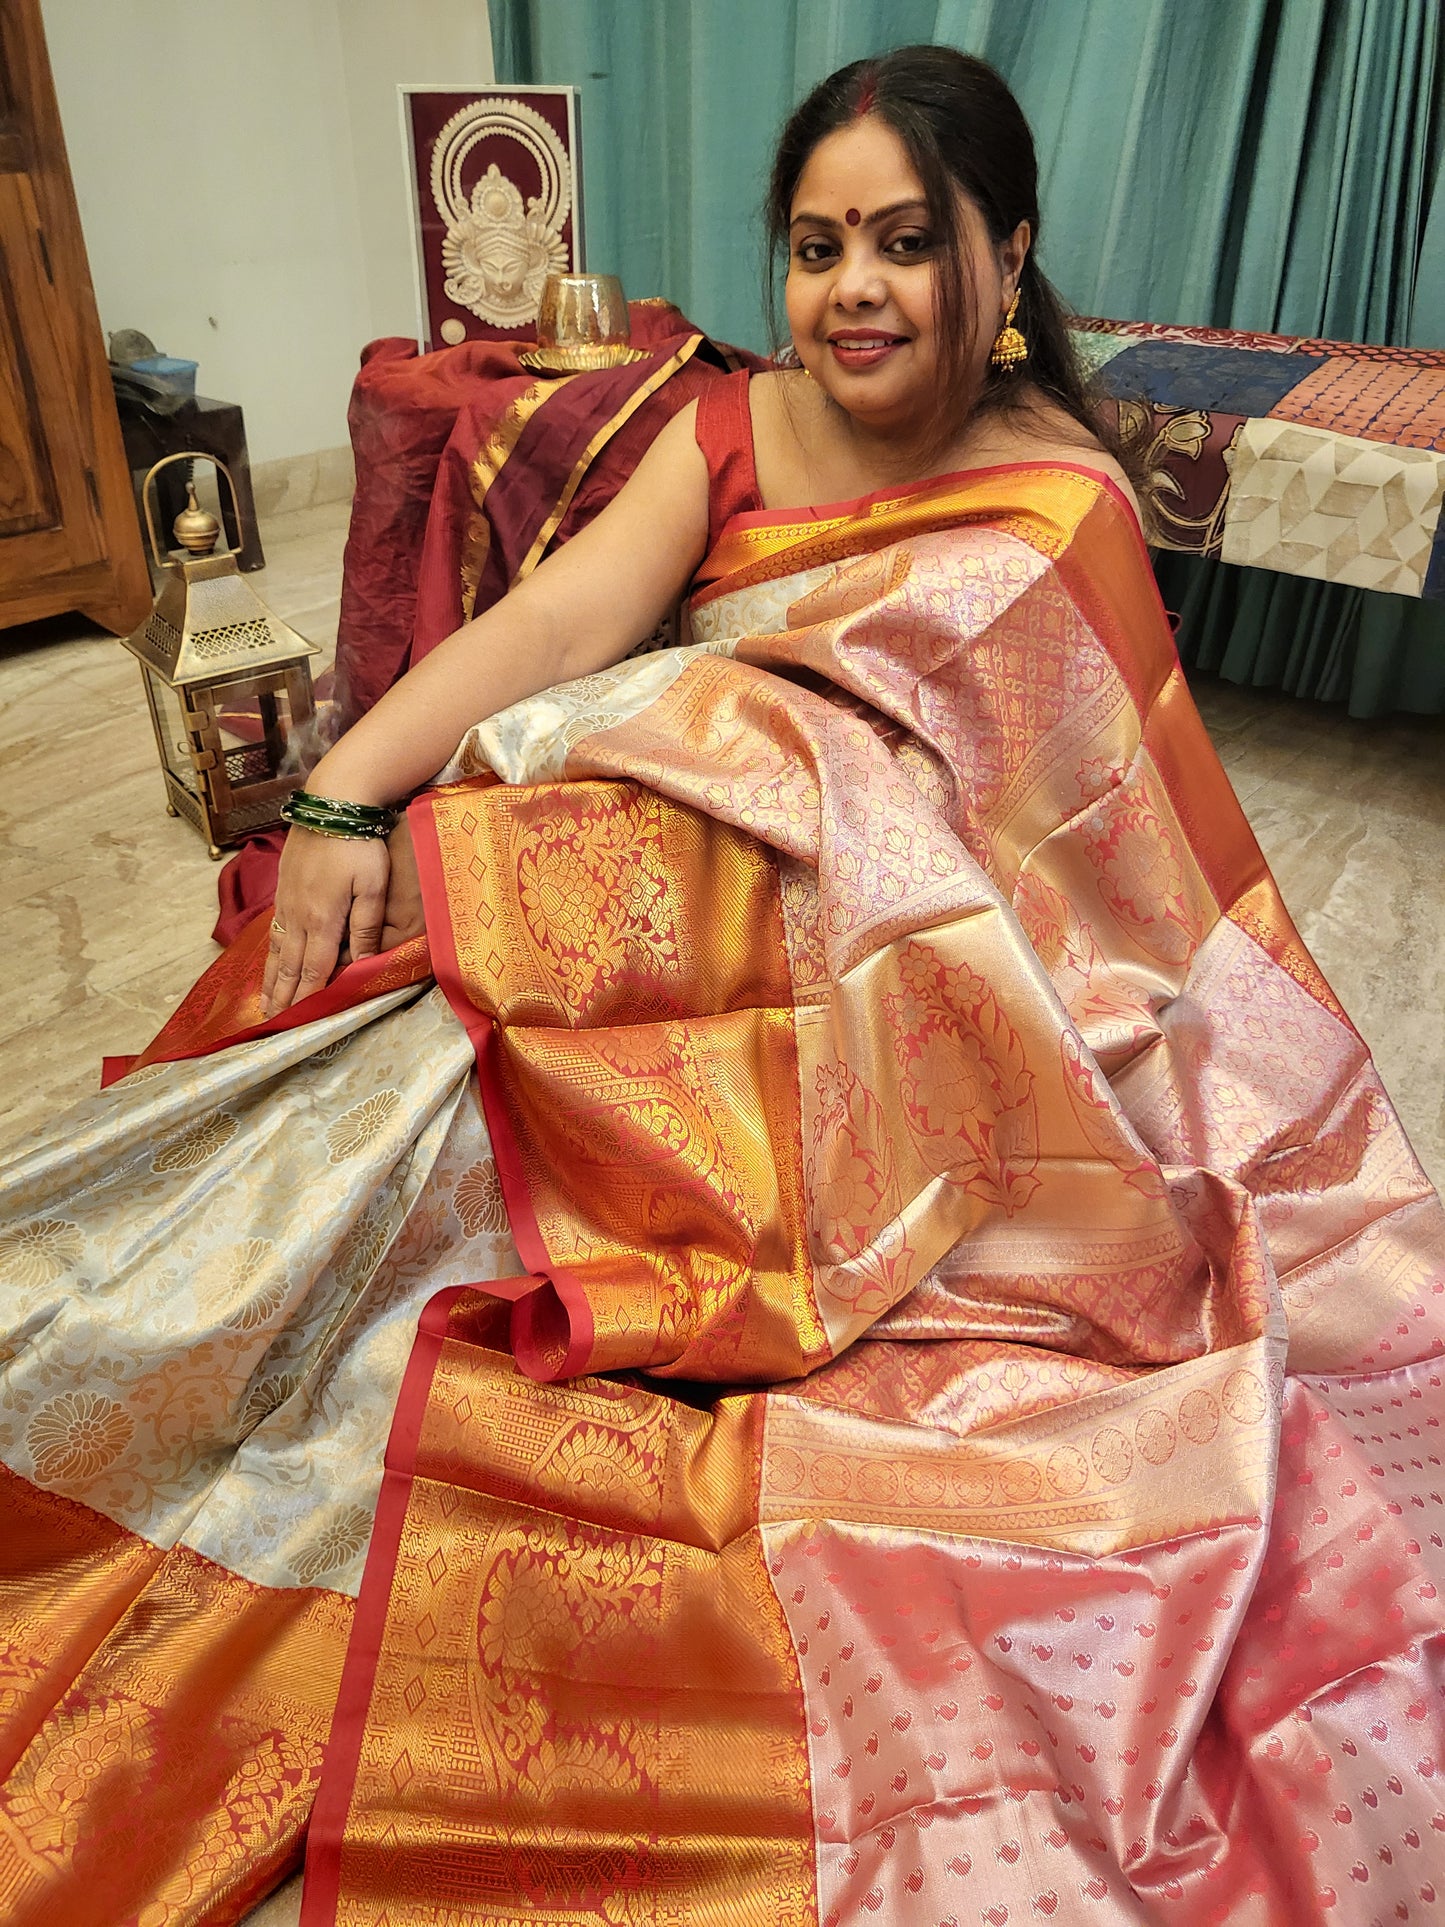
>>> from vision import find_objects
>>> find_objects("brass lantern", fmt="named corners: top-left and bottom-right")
top-left (122, 454), bottom-right (320, 857)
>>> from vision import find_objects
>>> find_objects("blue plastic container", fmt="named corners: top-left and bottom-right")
top-left (130, 354), bottom-right (198, 398)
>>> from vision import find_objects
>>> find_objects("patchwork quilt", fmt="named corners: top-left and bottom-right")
top-left (1073, 317), bottom-right (1445, 599)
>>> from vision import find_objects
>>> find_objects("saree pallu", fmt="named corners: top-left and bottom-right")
top-left (312, 465), bottom-right (1445, 1924)
top-left (0, 462), bottom-right (1442, 1926)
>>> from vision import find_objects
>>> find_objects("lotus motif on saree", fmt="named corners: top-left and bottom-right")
top-left (1, 461), bottom-right (1443, 1925)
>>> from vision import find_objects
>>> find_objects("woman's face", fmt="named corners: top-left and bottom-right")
top-left (785, 115), bottom-right (1028, 441)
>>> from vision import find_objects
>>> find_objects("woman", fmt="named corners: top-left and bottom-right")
top-left (2, 47), bottom-right (1442, 1927)
top-left (261, 49), bottom-right (1136, 1017)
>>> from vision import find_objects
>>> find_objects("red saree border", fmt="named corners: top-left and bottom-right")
top-left (716, 455), bottom-right (1139, 539)
top-left (690, 458), bottom-right (1142, 602)
top-left (100, 915), bottom-right (432, 1086)
top-left (302, 1293), bottom-right (819, 1925)
top-left (299, 1284), bottom-right (473, 1927)
top-left (408, 793), bottom-right (596, 1381)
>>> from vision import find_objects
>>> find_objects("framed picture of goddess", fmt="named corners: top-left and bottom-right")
top-left (400, 85), bottom-right (584, 352)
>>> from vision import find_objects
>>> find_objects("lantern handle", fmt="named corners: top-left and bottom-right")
top-left (140, 453), bottom-right (246, 570)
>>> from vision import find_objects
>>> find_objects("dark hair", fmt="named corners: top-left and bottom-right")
top-left (766, 46), bottom-right (1125, 467)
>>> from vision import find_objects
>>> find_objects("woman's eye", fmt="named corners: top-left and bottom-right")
top-left (887, 230), bottom-right (934, 258)
top-left (795, 239), bottom-right (837, 267)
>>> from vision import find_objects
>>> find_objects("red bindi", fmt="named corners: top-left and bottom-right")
top-left (845, 207), bottom-right (861, 226)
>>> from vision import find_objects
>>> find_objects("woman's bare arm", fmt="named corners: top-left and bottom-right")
top-left (263, 402), bottom-right (710, 1012)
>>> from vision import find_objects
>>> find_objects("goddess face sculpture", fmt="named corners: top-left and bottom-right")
top-left (431, 96), bottom-right (573, 330)
top-left (442, 164), bottom-right (569, 326)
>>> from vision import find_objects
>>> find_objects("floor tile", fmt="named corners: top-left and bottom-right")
top-left (0, 499), bottom-right (345, 1160)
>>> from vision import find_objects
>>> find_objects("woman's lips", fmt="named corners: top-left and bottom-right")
top-left (827, 334), bottom-right (907, 370)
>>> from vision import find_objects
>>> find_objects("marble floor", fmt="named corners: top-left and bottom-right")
top-left (0, 498), bottom-right (348, 1157)
top-left (1195, 677), bottom-right (1444, 1191)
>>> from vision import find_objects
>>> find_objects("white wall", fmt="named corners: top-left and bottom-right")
top-left (337, 4), bottom-right (495, 344)
top-left (41, 0), bottom-right (494, 468)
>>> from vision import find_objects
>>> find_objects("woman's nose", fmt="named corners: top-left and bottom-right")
top-left (831, 246), bottom-right (886, 309)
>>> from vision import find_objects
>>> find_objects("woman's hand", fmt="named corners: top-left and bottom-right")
top-left (263, 829), bottom-right (390, 1015)
top-left (378, 816), bottom-right (426, 951)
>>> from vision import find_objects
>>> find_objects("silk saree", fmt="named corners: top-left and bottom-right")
top-left (1, 461), bottom-right (1442, 1926)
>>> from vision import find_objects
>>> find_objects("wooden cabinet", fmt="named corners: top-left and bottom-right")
top-left (0, 0), bottom-right (150, 634)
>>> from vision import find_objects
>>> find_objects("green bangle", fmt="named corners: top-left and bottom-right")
top-left (281, 790), bottom-right (399, 840)
top-left (290, 789), bottom-right (397, 825)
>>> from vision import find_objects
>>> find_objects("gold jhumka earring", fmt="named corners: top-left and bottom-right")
top-left (990, 290), bottom-right (1028, 372)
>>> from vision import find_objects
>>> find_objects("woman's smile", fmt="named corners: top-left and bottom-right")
top-left (826, 328), bottom-right (911, 370)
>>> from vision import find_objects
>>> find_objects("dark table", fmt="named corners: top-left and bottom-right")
top-left (119, 392), bottom-right (265, 572)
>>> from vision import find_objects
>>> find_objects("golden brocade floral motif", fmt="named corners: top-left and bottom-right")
top-left (236, 1370), bottom-right (303, 1435)
top-left (807, 1059), bottom-right (900, 1269)
top-left (290, 1504), bottom-right (375, 1585)
top-left (513, 790), bottom-right (684, 1010)
top-left (884, 941), bottom-right (1040, 1211)
top-left (325, 1088), bottom-right (402, 1162)
top-left (1077, 749), bottom-right (1207, 966)
top-left (220, 1239), bottom-right (288, 1330)
top-left (332, 1199), bottom-right (395, 1287)
top-left (26, 1391), bottom-right (134, 1483)
top-left (454, 1157), bottom-right (509, 1236)
top-left (21, 1694), bottom-right (152, 1854)
top-left (150, 1109), bottom-right (239, 1172)
top-left (0, 1217), bottom-right (83, 1287)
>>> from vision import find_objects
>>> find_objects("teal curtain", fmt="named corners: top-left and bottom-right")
top-left (494, 0), bottom-right (1445, 714)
